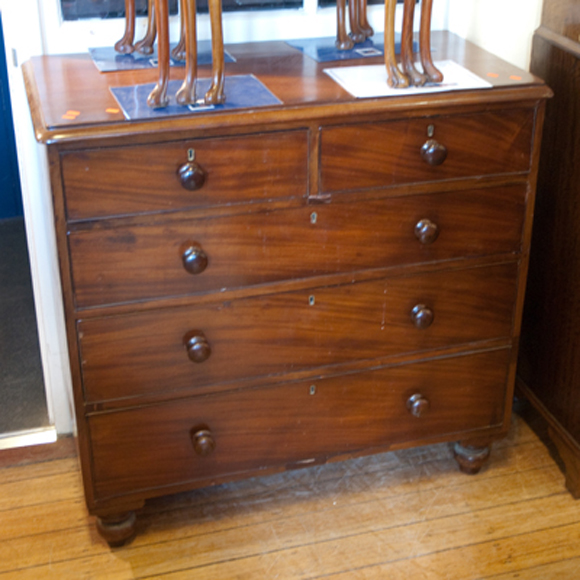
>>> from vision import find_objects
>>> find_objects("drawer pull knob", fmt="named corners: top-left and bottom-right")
top-left (184, 330), bottom-right (211, 363)
top-left (192, 429), bottom-right (216, 456)
top-left (420, 139), bottom-right (448, 166)
top-left (178, 160), bottom-right (207, 191)
top-left (414, 219), bottom-right (439, 245)
top-left (411, 304), bottom-right (434, 329)
top-left (407, 394), bottom-right (430, 418)
top-left (182, 243), bottom-right (208, 275)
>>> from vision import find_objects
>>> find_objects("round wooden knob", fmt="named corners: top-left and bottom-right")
top-left (192, 428), bottom-right (215, 456)
top-left (420, 139), bottom-right (448, 166)
top-left (411, 304), bottom-right (434, 329)
top-left (407, 394), bottom-right (430, 418)
top-left (182, 243), bottom-right (208, 275)
top-left (178, 161), bottom-right (206, 191)
top-left (414, 219), bottom-right (439, 245)
top-left (183, 330), bottom-right (211, 363)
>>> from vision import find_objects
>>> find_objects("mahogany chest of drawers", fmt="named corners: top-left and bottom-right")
top-left (23, 32), bottom-right (550, 546)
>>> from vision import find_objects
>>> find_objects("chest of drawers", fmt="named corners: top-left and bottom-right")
top-left (23, 32), bottom-right (550, 546)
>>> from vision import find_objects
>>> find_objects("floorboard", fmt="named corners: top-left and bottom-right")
top-left (0, 413), bottom-right (578, 579)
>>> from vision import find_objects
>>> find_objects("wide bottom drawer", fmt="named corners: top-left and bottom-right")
top-left (89, 348), bottom-right (511, 501)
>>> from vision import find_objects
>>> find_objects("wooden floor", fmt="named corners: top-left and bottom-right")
top-left (2, 411), bottom-right (580, 579)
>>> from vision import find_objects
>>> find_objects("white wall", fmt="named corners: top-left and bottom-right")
top-left (447, 0), bottom-right (542, 70)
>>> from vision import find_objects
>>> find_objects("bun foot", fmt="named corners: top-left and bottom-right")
top-left (96, 511), bottom-right (137, 547)
top-left (453, 442), bottom-right (491, 475)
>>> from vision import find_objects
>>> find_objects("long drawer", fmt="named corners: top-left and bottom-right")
top-left (78, 262), bottom-right (518, 403)
top-left (320, 109), bottom-right (534, 193)
top-left (69, 185), bottom-right (525, 308)
top-left (61, 130), bottom-right (309, 220)
top-left (88, 348), bottom-right (511, 500)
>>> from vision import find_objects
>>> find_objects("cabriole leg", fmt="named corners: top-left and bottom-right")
top-left (204, 0), bottom-right (226, 105)
top-left (147, 0), bottom-right (170, 108)
top-left (115, 0), bottom-right (136, 54)
top-left (419, 0), bottom-right (443, 83)
top-left (384, 0), bottom-right (409, 88)
top-left (134, 0), bottom-right (157, 55)
top-left (336, 0), bottom-right (355, 50)
top-left (176, 0), bottom-right (198, 105)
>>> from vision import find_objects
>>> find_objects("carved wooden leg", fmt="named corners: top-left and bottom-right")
top-left (357, 0), bottom-right (374, 39)
top-left (204, 0), bottom-right (226, 105)
top-left (147, 0), bottom-right (170, 108)
top-left (419, 0), bottom-right (443, 83)
top-left (115, 0), bottom-right (136, 54)
top-left (172, 0), bottom-right (187, 61)
top-left (96, 511), bottom-right (137, 547)
top-left (401, 0), bottom-right (427, 86)
top-left (176, 0), bottom-right (198, 105)
top-left (336, 0), bottom-right (355, 50)
top-left (348, 0), bottom-right (366, 44)
top-left (384, 0), bottom-right (409, 88)
top-left (134, 0), bottom-right (157, 55)
top-left (453, 441), bottom-right (491, 475)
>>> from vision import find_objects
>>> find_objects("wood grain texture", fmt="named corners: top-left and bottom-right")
top-left (540, 0), bottom-right (580, 42)
top-left (24, 36), bottom-right (549, 543)
top-left (518, 25), bottom-right (580, 492)
top-left (78, 263), bottom-right (518, 403)
top-left (22, 33), bottom-right (550, 146)
top-left (521, 36), bottom-right (580, 438)
top-left (320, 109), bottom-right (534, 193)
top-left (61, 130), bottom-right (308, 220)
top-left (69, 186), bottom-right (526, 308)
top-left (2, 415), bottom-right (580, 579)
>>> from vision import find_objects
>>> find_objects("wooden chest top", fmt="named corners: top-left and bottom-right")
top-left (24, 32), bottom-right (549, 147)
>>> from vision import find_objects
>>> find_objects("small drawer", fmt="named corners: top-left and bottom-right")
top-left (88, 348), bottom-right (510, 500)
top-left (78, 263), bottom-right (518, 403)
top-left (320, 109), bottom-right (534, 193)
top-left (61, 130), bottom-right (308, 220)
top-left (69, 185), bottom-right (525, 308)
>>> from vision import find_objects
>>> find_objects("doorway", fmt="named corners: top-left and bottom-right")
top-left (0, 13), bottom-right (50, 439)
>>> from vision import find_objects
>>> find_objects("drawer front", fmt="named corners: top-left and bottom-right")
top-left (89, 348), bottom-right (511, 499)
top-left (78, 263), bottom-right (518, 403)
top-left (320, 109), bottom-right (534, 193)
top-left (69, 185), bottom-right (525, 308)
top-left (61, 131), bottom-right (308, 220)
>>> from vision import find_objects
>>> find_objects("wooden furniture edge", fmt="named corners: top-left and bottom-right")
top-left (534, 25), bottom-right (580, 59)
top-left (25, 86), bottom-right (553, 146)
top-left (516, 376), bottom-right (580, 498)
top-left (22, 60), bottom-right (50, 143)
